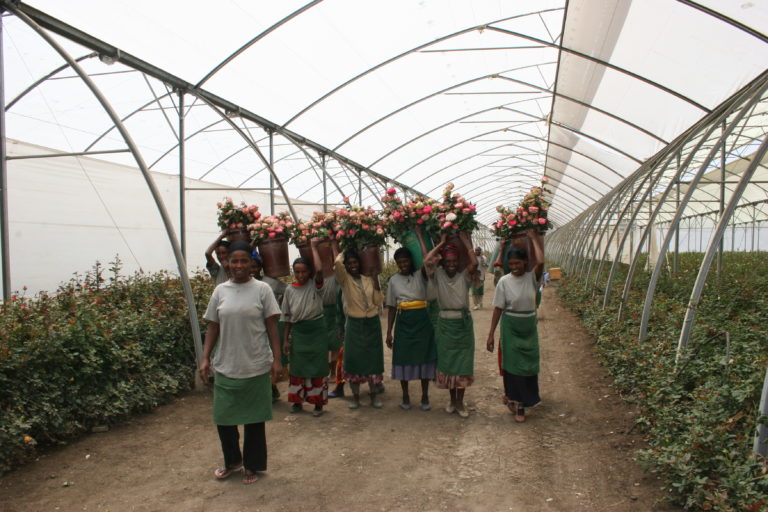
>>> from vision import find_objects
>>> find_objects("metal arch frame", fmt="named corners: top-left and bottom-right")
top-left (430, 142), bottom-right (611, 204)
top-left (331, 64), bottom-right (556, 152)
top-left (5, 51), bottom-right (96, 110)
top-left (583, 160), bottom-right (663, 292)
top-left (4, 5), bottom-right (204, 364)
top-left (194, 0), bottom-right (323, 88)
top-left (601, 151), bottom-right (679, 308)
top-left (675, 132), bottom-right (768, 364)
top-left (8, 1), bottom-right (422, 204)
top-left (676, 0), bottom-right (768, 45)
top-left (637, 77), bottom-right (768, 340)
top-left (367, 73), bottom-right (654, 178)
top-left (282, 7), bottom-right (566, 127)
top-left (395, 125), bottom-right (621, 194)
top-left (191, 96), bottom-right (299, 221)
top-left (330, 63), bottom-right (668, 159)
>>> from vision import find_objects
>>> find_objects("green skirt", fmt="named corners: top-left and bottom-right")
top-left (289, 316), bottom-right (329, 378)
top-left (213, 372), bottom-right (273, 425)
top-left (500, 312), bottom-right (539, 376)
top-left (323, 304), bottom-right (342, 351)
top-left (436, 312), bottom-right (474, 376)
top-left (471, 283), bottom-right (484, 296)
top-left (393, 308), bottom-right (436, 366)
top-left (343, 316), bottom-right (384, 375)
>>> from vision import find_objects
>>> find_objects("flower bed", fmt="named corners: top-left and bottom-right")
top-left (0, 260), bottom-right (212, 474)
top-left (557, 252), bottom-right (768, 511)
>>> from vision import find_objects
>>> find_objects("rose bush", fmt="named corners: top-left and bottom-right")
top-left (0, 258), bottom-right (213, 474)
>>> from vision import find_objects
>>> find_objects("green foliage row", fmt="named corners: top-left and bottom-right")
top-left (556, 252), bottom-right (768, 511)
top-left (0, 259), bottom-right (214, 474)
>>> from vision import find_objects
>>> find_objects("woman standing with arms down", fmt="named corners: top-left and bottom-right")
top-left (423, 232), bottom-right (478, 418)
top-left (386, 247), bottom-right (436, 411)
top-left (333, 240), bottom-right (385, 409)
top-left (281, 240), bottom-right (330, 417)
top-left (200, 240), bottom-right (283, 484)
top-left (486, 229), bottom-right (544, 423)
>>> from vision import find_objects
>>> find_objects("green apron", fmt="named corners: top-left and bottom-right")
top-left (500, 312), bottom-right (539, 376)
top-left (323, 304), bottom-right (342, 351)
top-left (213, 372), bottom-right (272, 425)
top-left (289, 316), bottom-right (329, 378)
top-left (393, 308), bottom-right (436, 366)
top-left (435, 311), bottom-right (474, 376)
top-left (471, 283), bottom-right (484, 296)
top-left (427, 299), bottom-right (440, 329)
top-left (343, 316), bottom-right (384, 375)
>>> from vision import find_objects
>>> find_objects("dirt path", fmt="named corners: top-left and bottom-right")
top-left (0, 279), bottom-right (679, 512)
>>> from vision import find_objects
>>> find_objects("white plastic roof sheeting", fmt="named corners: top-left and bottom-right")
top-left (3, 0), bottom-right (768, 233)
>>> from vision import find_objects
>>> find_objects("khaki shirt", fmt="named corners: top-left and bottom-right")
top-left (334, 253), bottom-right (383, 318)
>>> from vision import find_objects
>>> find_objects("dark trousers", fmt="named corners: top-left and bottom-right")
top-left (216, 423), bottom-right (267, 473)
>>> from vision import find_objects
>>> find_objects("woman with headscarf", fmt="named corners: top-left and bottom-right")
top-left (385, 246), bottom-right (436, 411)
top-left (200, 240), bottom-right (282, 484)
top-left (486, 229), bottom-right (544, 423)
top-left (423, 232), bottom-right (478, 418)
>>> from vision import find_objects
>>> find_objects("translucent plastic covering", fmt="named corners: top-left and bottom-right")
top-left (3, 0), bottom-right (767, 234)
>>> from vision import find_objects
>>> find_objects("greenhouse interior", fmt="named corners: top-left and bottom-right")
top-left (0, 1), bottom-right (766, 510)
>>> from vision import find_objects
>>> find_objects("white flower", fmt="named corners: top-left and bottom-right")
top-left (446, 212), bottom-right (457, 222)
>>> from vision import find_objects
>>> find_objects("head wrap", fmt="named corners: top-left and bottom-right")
top-left (441, 244), bottom-right (460, 259)
top-left (250, 249), bottom-right (263, 266)
top-left (227, 240), bottom-right (251, 255)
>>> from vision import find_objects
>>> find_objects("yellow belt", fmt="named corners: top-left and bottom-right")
top-left (398, 300), bottom-right (427, 310)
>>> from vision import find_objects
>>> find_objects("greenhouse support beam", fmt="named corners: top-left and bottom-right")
top-left (7, 5), bottom-right (204, 364)
top-left (6, 148), bottom-right (130, 159)
top-left (637, 77), bottom-right (768, 340)
top-left (601, 152), bottom-right (675, 308)
top-left (675, 133), bottom-right (768, 365)
top-left (178, 90), bottom-right (186, 260)
top-left (5, 1), bottom-right (425, 201)
top-left (0, 15), bottom-right (9, 300)
top-left (755, 368), bottom-right (768, 457)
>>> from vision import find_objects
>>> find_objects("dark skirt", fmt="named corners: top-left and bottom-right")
top-left (503, 373), bottom-right (540, 408)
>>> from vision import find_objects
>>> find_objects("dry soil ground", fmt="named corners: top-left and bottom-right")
top-left (0, 279), bottom-right (680, 512)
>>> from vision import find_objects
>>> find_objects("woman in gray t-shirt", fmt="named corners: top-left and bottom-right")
top-left (200, 241), bottom-right (282, 484)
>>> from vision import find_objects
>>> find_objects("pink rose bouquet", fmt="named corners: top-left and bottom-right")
top-left (334, 200), bottom-right (387, 251)
top-left (248, 211), bottom-right (293, 244)
top-left (216, 198), bottom-right (261, 232)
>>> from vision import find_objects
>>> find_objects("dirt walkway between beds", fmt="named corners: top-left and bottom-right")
top-left (0, 278), bottom-right (679, 512)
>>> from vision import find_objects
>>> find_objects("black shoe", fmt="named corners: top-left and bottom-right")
top-left (290, 403), bottom-right (302, 413)
top-left (328, 386), bottom-right (345, 398)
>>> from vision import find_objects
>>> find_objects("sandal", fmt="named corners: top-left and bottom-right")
top-left (214, 464), bottom-right (242, 480)
top-left (242, 470), bottom-right (259, 484)
top-left (514, 404), bottom-right (526, 423)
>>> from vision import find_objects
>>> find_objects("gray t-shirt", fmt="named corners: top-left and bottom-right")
top-left (385, 271), bottom-right (428, 307)
top-left (281, 281), bottom-right (324, 323)
top-left (492, 272), bottom-right (540, 312)
top-left (433, 267), bottom-right (472, 315)
top-left (204, 278), bottom-right (281, 378)
top-left (320, 275), bottom-right (338, 306)
top-left (261, 275), bottom-right (287, 306)
top-left (206, 261), bottom-right (229, 286)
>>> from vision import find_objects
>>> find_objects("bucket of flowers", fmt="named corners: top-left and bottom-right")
top-left (491, 178), bottom-right (551, 270)
top-left (290, 211), bottom-right (337, 277)
top-left (248, 211), bottom-right (293, 277)
top-left (216, 198), bottom-right (261, 243)
top-left (380, 187), bottom-right (435, 269)
top-left (432, 182), bottom-right (478, 270)
top-left (334, 198), bottom-right (387, 276)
